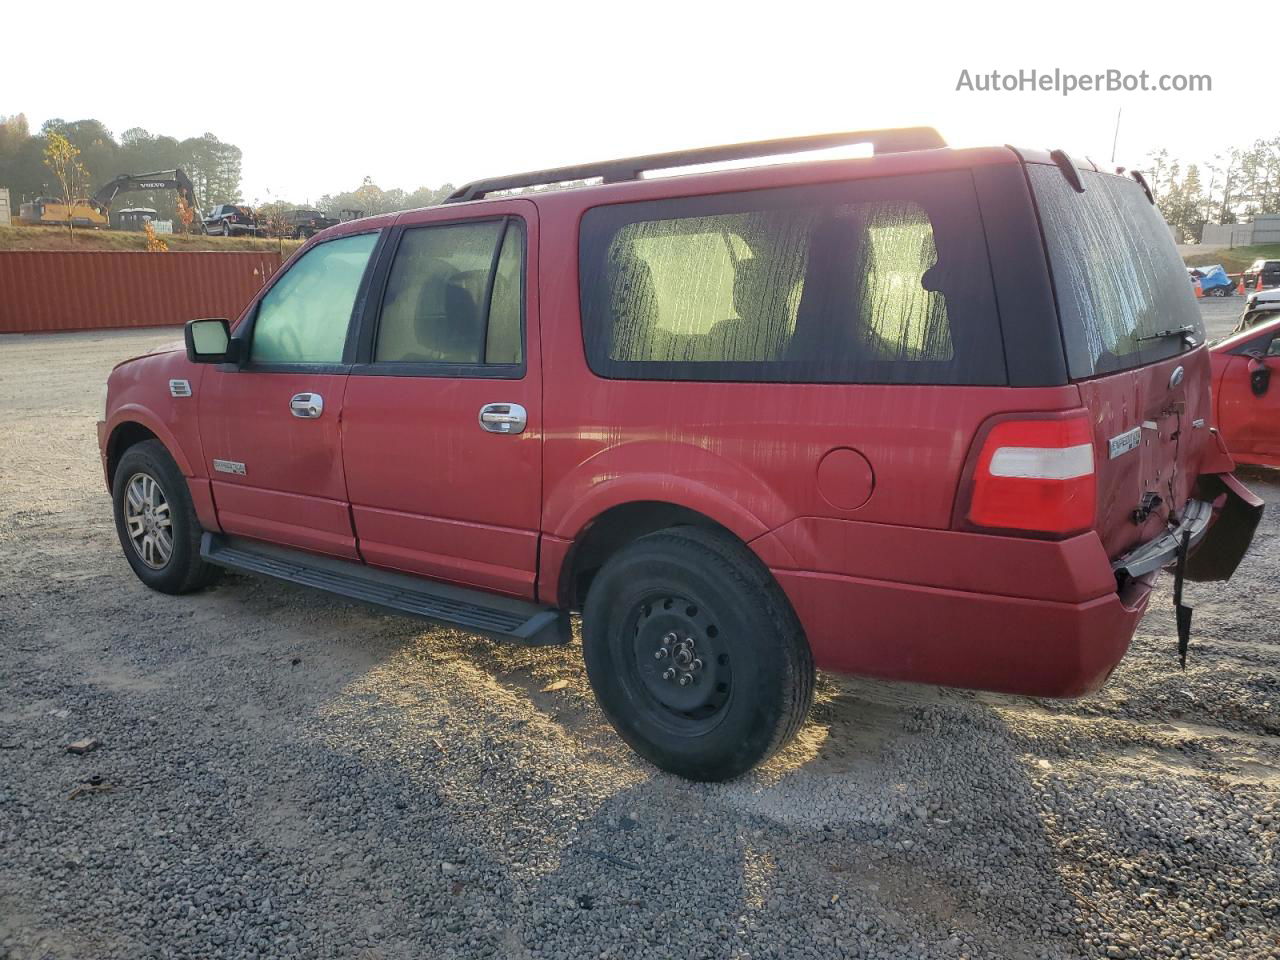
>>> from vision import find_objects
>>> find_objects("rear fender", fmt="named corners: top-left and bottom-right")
top-left (542, 441), bottom-right (786, 544)
top-left (1185, 473), bottom-right (1264, 582)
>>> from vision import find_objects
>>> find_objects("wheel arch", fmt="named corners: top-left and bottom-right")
top-left (107, 421), bottom-right (159, 485)
top-left (555, 499), bottom-right (794, 613)
top-left (104, 409), bottom-right (194, 486)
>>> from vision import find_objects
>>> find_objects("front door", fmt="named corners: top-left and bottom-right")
top-left (341, 201), bottom-right (542, 598)
top-left (1218, 331), bottom-right (1280, 467)
top-left (199, 230), bottom-right (382, 557)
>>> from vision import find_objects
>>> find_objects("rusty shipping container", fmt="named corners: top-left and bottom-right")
top-left (0, 251), bottom-right (284, 334)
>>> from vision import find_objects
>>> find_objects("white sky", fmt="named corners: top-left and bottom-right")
top-left (1, 0), bottom-right (1263, 203)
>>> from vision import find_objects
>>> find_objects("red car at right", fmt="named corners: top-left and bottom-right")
top-left (1212, 312), bottom-right (1280, 468)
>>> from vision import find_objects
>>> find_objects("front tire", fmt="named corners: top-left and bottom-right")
top-left (582, 526), bottom-right (814, 781)
top-left (112, 440), bottom-right (220, 594)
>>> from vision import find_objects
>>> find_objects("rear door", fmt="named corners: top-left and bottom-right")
top-left (341, 201), bottom-right (542, 599)
top-left (1028, 163), bottom-right (1212, 558)
top-left (199, 230), bottom-right (382, 557)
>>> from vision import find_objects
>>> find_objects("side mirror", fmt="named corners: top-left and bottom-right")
top-left (184, 318), bottom-right (235, 364)
top-left (1247, 354), bottom-right (1271, 397)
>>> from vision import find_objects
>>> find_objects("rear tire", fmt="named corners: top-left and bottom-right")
top-left (112, 440), bottom-right (221, 595)
top-left (582, 526), bottom-right (814, 781)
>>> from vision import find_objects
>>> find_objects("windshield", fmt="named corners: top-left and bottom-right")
top-left (1029, 165), bottom-right (1204, 378)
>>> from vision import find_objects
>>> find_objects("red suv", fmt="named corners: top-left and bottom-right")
top-left (99, 129), bottom-right (1262, 781)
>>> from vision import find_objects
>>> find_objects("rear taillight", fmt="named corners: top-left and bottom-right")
top-left (965, 415), bottom-right (1096, 536)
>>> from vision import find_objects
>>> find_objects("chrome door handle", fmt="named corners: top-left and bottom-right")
top-left (478, 402), bottom-right (527, 434)
top-left (290, 392), bottom-right (324, 418)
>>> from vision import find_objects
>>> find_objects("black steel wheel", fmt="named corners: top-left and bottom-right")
top-left (582, 526), bottom-right (814, 781)
top-left (626, 593), bottom-right (734, 736)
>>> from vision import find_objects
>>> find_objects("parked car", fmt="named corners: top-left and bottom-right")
top-left (1210, 313), bottom-right (1280, 467)
top-left (1187, 264), bottom-right (1233, 296)
top-left (278, 208), bottom-right (339, 239)
top-left (1242, 258), bottom-right (1280, 291)
top-left (1232, 289), bottom-right (1280, 334)
top-left (98, 130), bottom-right (1263, 781)
top-left (204, 204), bottom-right (261, 237)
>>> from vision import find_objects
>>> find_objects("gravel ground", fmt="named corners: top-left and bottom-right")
top-left (2, 324), bottom-right (1278, 960)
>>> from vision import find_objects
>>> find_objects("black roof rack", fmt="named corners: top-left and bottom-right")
top-left (443, 127), bottom-right (946, 204)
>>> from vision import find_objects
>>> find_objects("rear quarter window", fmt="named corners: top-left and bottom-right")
top-left (579, 170), bottom-right (1006, 385)
top-left (1029, 165), bottom-right (1204, 378)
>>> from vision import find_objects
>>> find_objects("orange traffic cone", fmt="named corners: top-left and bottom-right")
top-left (1194, 278), bottom-right (1204, 298)
top-left (1259, 275), bottom-right (1266, 291)
top-left (1237, 275), bottom-right (1246, 295)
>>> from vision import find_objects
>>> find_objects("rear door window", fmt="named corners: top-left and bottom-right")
top-left (371, 218), bottom-right (524, 369)
top-left (579, 170), bottom-right (1005, 385)
top-left (1028, 165), bottom-right (1204, 378)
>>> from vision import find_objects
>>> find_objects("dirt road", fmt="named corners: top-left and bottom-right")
top-left (1, 327), bottom-right (1277, 960)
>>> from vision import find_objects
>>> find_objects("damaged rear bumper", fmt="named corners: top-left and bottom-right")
top-left (1185, 473), bottom-right (1265, 582)
top-left (1112, 499), bottom-right (1214, 580)
top-left (1112, 474), bottom-right (1262, 584)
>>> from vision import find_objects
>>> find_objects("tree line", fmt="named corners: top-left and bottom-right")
top-left (0, 114), bottom-right (243, 221)
top-left (0, 113), bottom-right (461, 227)
top-left (1146, 135), bottom-right (1280, 242)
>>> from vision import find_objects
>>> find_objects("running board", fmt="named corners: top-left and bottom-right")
top-left (200, 534), bottom-right (570, 645)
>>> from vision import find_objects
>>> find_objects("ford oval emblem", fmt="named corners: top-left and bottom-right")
top-left (1169, 365), bottom-right (1185, 389)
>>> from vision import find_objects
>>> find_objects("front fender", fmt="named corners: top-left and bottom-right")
top-left (104, 404), bottom-right (197, 476)
top-left (102, 350), bottom-right (206, 480)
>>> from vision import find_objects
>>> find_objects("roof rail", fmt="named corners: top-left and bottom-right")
top-left (442, 127), bottom-right (946, 204)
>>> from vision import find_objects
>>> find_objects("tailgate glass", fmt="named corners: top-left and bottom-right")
top-left (1028, 165), bottom-right (1204, 379)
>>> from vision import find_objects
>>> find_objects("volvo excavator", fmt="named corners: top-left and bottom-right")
top-left (91, 169), bottom-right (205, 233)
top-left (19, 168), bottom-right (205, 232)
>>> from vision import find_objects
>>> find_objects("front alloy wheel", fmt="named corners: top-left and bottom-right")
top-left (112, 439), bottom-right (220, 595)
top-left (123, 471), bottom-right (173, 569)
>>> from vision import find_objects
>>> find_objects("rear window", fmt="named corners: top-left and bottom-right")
top-left (1029, 166), bottom-right (1204, 378)
top-left (579, 171), bottom-right (1006, 385)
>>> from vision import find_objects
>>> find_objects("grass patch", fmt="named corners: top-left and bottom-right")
top-left (1183, 243), bottom-right (1280, 274)
top-left (0, 223), bottom-right (303, 255)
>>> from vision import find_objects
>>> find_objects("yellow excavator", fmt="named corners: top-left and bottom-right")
top-left (18, 196), bottom-right (108, 228)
